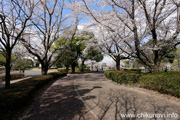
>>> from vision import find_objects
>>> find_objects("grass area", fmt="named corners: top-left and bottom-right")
top-left (0, 71), bottom-right (66, 120)
top-left (105, 70), bottom-right (180, 98)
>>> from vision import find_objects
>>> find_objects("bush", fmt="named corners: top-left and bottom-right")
top-left (104, 70), bottom-right (141, 85)
top-left (57, 68), bottom-right (66, 72)
top-left (128, 69), bottom-right (142, 73)
top-left (0, 73), bottom-right (24, 81)
top-left (0, 71), bottom-right (66, 120)
top-left (105, 70), bottom-right (180, 98)
top-left (0, 67), bottom-right (5, 71)
top-left (139, 71), bottom-right (180, 97)
top-left (58, 67), bottom-right (90, 73)
top-left (77, 67), bottom-right (90, 72)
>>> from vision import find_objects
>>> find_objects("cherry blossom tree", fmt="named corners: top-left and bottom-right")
top-left (0, 0), bottom-right (35, 88)
top-left (81, 0), bottom-right (180, 72)
top-left (94, 25), bottom-right (130, 70)
top-left (21, 0), bottom-right (80, 75)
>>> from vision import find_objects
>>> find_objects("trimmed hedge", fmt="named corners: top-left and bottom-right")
top-left (104, 70), bottom-right (141, 85)
top-left (0, 67), bottom-right (5, 70)
top-left (57, 67), bottom-right (90, 73)
top-left (57, 68), bottom-right (66, 72)
top-left (139, 71), bottom-right (180, 97)
top-left (0, 71), bottom-right (66, 120)
top-left (105, 70), bottom-right (180, 98)
top-left (0, 73), bottom-right (24, 81)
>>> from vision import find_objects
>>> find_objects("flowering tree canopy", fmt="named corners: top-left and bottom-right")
top-left (80, 0), bottom-right (180, 72)
top-left (21, 0), bottom-right (80, 75)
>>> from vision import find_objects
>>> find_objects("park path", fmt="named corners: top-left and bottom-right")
top-left (21, 72), bottom-right (180, 120)
top-left (21, 74), bottom-right (96, 120)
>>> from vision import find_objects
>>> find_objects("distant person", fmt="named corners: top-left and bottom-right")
top-left (165, 66), bottom-right (168, 72)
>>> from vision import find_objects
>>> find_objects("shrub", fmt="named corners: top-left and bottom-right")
top-left (0, 73), bottom-right (24, 81)
top-left (58, 67), bottom-right (90, 73)
top-left (105, 70), bottom-right (180, 98)
top-left (57, 68), bottom-right (66, 72)
top-left (139, 71), bottom-right (180, 97)
top-left (104, 70), bottom-right (141, 85)
top-left (128, 69), bottom-right (142, 73)
top-left (0, 67), bottom-right (5, 71)
top-left (0, 71), bottom-right (66, 120)
top-left (77, 67), bottom-right (90, 72)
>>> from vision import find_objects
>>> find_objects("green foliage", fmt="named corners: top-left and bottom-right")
top-left (162, 49), bottom-right (176, 63)
top-left (85, 47), bottom-right (103, 62)
top-left (0, 52), bottom-right (5, 66)
top-left (105, 70), bottom-right (180, 98)
top-left (55, 31), bottom-right (103, 71)
top-left (55, 50), bottom-right (77, 68)
top-left (127, 69), bottom-right (142, 73)
top-left (172, 47), bottom-right (180, 68)
top-left (57, 68), bottom-right (66, 72)
top-left (139, 71), bottom-right (180, 97)
top-left (13, 58), bottom-right (33, 70)
top-left (0, 72), bottom-right (66, 120)
top-left (57, 67), bottom-right (90, 73)
top-left (104, 70), bottom-right (141, 85)
top-left (76, 67), bottom-right (90, 72)
top-left (0, 51), bottom-right (17, 66)
top-left (101, 63), bottom-right (107, 67)
top-left (54, 36), bottom-right (87, 68)
top-left (123, 61), bottom-right (130, 67)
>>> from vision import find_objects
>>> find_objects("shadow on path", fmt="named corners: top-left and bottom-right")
top-left (75, 73), bottom-right (180, 120)
top-left (21, 75), bottom-right (97, 120)
top-left (90, 89), bottom-right (180, 120)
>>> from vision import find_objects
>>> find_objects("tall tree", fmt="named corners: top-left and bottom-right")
top-left (0, 0), bottom-right (35, 88)
top-left (80, 47), bottom-right (103, 72)
top-left (81, 0), bottom-right (180, 72)
top-left (94, 26), bottom-right (130, 70)
top-left (21, 0), bottom-right (79, 75)
top-left (54, 32), bottom-right (87, 73)
top-left (55, 50), bottom-right (75, 72)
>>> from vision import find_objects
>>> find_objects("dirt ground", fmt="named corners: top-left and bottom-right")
top-left (21, 72), bottom-right (180, 120)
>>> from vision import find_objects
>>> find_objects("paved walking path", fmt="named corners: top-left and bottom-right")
top-left (21, 74), bottom-right (96, 120)
top-left (21, 73), bottom-right (180, 120)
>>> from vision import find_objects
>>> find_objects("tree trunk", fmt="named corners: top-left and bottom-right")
top-left (5, 50), bottom-right (12, 89)
top-left (65, 65), bottom-right (69, 73)
top-left (91, 62), bottom-right (94, 71)
top-left (116, 60), bottom-right (120, 70)
top-left (81, 60), bottom-right (85, 72)
top-left (151, 64), bottom-right (159, 73)
top-left (41, 64), bottom-right (48, 75)
top-left (71, 62), bottom-right (76, 73)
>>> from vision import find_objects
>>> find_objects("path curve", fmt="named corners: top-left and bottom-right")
top-left (74, 73), bottom-right (180, 120)
top-left (21, 72), bottom-right (180, 120)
